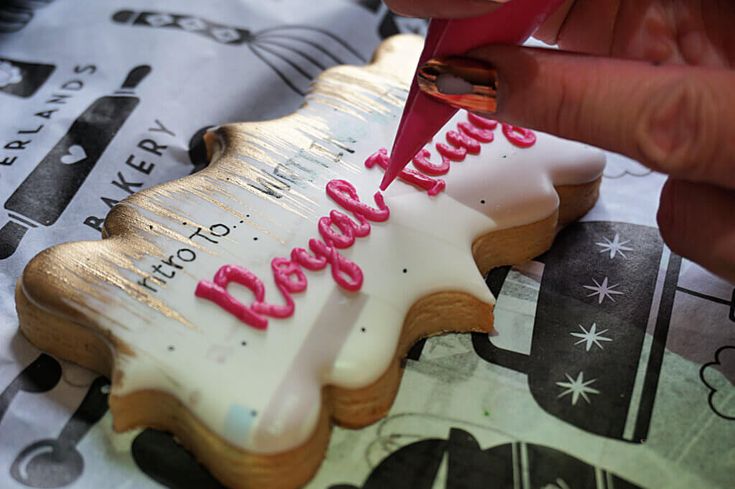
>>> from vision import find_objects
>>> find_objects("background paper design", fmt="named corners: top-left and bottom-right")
top-left (0, 1), bottom-right (732, 488)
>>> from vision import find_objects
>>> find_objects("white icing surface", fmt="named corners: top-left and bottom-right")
top-left (64, 102), bottom-right (604, 454)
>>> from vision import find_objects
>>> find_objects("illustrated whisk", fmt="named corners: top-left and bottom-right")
top-left (113, 10), bottom-right (366, 96)
top-left (247, 25), bottom-right (364, 96)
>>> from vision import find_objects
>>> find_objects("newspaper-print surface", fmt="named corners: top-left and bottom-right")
top-left (0, 1), bottom-right (732, 488)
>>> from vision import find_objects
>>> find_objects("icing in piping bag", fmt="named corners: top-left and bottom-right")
top-left (380, 0), bottom-right (566, 190)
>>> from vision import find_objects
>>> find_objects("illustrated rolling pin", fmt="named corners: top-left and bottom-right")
top-left (0, 65), bottom-right (151, 259)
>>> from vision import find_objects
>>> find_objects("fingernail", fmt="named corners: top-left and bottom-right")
top-left (417, 57), bottom-right (498, 113)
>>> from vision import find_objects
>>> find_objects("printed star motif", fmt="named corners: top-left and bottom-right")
top-left (556, 371), bottom-right (600, 405)
top-left (570, 323), bottom-right (612, 351)
top-left (583, 276), bottom-right (623, 304)
top-left (596, 233), bottom-right (633, 259)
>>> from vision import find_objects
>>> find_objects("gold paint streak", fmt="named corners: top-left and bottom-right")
top-left (24, 241), bottom-right (196, 332)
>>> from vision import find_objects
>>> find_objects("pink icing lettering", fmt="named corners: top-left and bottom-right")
top-left (195, 265), bottom-right (269, 330)
top-left (196, 261), bottom-right (305, 330)
top-left (195, 113), bottom-right (538, 328)
top-left (326, 179), bottom-right (389, 222)
top-left (291, 246), bottom-right (328, 271)
top-left (365, 148), bottom-right (446, 196)
top-left (502, 123), bottom-right (536, 148)
top-left (445, 130), bottom-right (481, 154)
top-left (309, 239), bottom-right (363, 291)
top-left (435, 143), bottom-right (466, 163)
top-left (458, 121), bottom-right (494, 143)
top-left (467, 113), bottom-right (498, 130)
top-left (413, 148), bottom-right (451, 175)
top-left (271, 258), bottom-right (307, 294)
top-left (318, 210), bottom-right (369, 249)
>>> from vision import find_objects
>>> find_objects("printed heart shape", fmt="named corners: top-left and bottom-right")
top-left (60, 145), bottom-right (87, 165)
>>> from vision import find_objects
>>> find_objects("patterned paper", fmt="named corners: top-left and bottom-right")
top-left (0, 2), bottom-right (732, 489)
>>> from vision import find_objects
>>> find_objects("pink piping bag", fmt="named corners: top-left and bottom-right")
top-left (380, 0), bottom-right (566, 190)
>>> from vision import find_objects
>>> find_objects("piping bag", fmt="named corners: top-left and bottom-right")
top-left (380, 0), bottom-right (566, 190)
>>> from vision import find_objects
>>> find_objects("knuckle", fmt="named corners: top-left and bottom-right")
top-left (636, 76), bottom-right (719, 178)
top-left (542, 67), bottom-right (613, 146)
top-left (543, 70), bottom-right (585, 138)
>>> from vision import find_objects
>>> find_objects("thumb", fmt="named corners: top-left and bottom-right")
top-left (416, 46), bottom-right (735, 189)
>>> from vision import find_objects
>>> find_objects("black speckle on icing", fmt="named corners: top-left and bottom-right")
top-left (253, 237), bottom-right (258, 241)
top-left (241, 341), bottom-right (247, 346)
top-left (361, 327), bottom-right (366, 333)
top-left (402, 268), bottom-right (408, 274)
top-left (167, 345), bottom-right (175, 352)
top-left (480, 199), bottom-right (486, 204)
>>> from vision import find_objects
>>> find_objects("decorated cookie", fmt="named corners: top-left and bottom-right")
top-left (16, 35), bottom-right (604, 489)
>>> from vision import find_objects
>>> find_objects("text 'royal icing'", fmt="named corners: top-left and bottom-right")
top-left (194, 115), bottom-right (535, 329)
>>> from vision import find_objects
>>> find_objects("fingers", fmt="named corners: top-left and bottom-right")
top-left (546, 0), bottom-right (621, 55)
top-left (418, 46), bottom-right (735, 189)
top-left (533, 0), bottom-right (576, 46)
top-left (383, 0), bottom-right (508, 19)
top-left (658, 179), bottom-right (735, 283)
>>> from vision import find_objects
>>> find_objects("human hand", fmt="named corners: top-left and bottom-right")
top-left (385, 0), bottom-right (735, 283)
